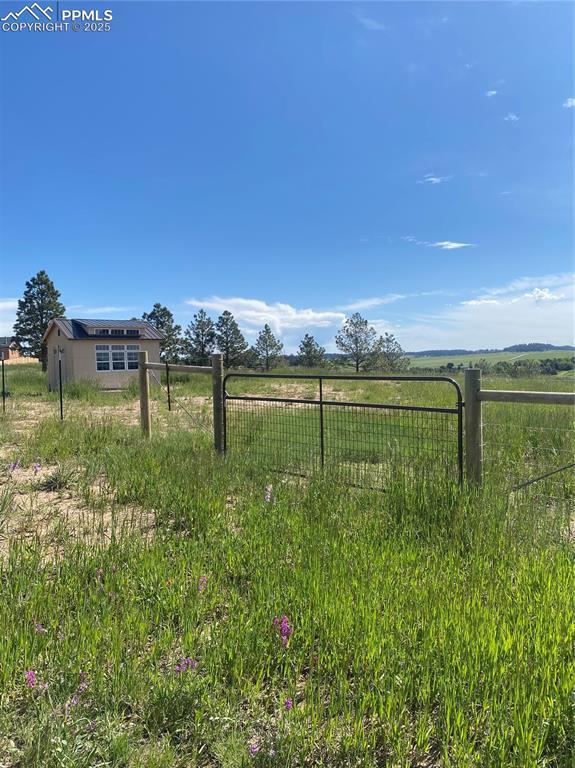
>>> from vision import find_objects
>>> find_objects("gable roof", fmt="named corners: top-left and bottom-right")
top-left (0, 336), bottom-right (17, 347)
top-left (42, 318), bottom-right (164, 343)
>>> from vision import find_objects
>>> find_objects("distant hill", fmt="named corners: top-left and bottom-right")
top-left (409, 343), bottom-right (574, 357)
top-left (502, 343), bottom-right (575, 352)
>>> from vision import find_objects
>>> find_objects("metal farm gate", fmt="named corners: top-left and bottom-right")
top-left (223, 373), bottom-right (463, 486)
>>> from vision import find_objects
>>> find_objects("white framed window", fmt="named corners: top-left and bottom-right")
top-left (111, 329), bottom-right (124, 336)
top-left (127, 344), bottom-right (140, 370)
top-left (95, 344), bottom-right (110, 371)
top-left (126, 329), bottom-right (139, 337)
top-left (95, 344), bottom-right (140, 372)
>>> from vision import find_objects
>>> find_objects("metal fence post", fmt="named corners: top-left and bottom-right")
top-left (165, 361), bottom-right (171, 411)
top-left (1, 358), bottom-right (5, 413)
top-left (464, 368), bottom-right (483, 486)
top-left (211, 353), bottom-right (224, 453)
top-left (319, 377), bottom-right (325, 467)
top-left (139, 351), bottom-right (151, 438)
top-left (58, 347), bottom-right (64, 421)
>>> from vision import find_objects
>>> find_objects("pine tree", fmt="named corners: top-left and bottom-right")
top-left (142, 304), bottom-right (182, 362)
top-left (367, 333), bottom-right (410, 372)
top-left (297, 333), bottom-right (326, 368)
top-left (184, 309), bottom-right (216, 365)
top-left (335, 313), bottom-right (377, 372)
top-left (13, 271), bottom-right (66, 371)
top-left (215, 311), bottom-right (248, 368)
top-left (253, 324), bottom-right (284, 370)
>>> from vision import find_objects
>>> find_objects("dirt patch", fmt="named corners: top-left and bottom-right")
top-left (0, 464), bottom-right (155, 559)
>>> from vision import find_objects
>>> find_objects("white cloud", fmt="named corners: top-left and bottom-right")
top-left (563, 98), bottom-right (575, 108)
top-left (338, 294), bottom-right (406, 311)
top-left (184, 273), bottom-right (573, 352)
top-left (486, 90), bottom-right (498, 97)
top-left (0, 299), bottom-right (18, 336)
top-left (503, 112), bottom-right (519, 122)
top-left (389, 275), bottom-right (574, 350)
top-left (480, 272), bottom-right (573, 298)
top-left (185, 296), bottom-right (345, 335)
top-left (402, 235), bottom-right (429, 246)
top-left (430, 241), bottom-right (475, 250)
top-left (463, 288), bottom-right (564, 306)
top-left (417, 173), bottom-right (453, 185)
top-left (402, 236), bottom-right (475, 250)
top-left (0, 300), bottom-right (138, 337)
top-left (351, 9), bottom-right (387, 31)
top-left (521, 287), bottom-right (565, 302)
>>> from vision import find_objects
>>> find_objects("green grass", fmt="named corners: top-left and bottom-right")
top-left (0, 373), bottom-right (573, 766)
top-left (409, 349), bottom-right (575, 369)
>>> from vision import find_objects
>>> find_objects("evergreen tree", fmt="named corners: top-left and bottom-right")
top-left (297, 333), bottom-right (326, 368)
top-left (184, 309), bottom-right (216, 365)
top-left (241, 346), bottom-right (260, 370)
top-left (142, 304), bottom-right (182, 362)
top-left (367, 333), bottom-right (410, 372)
top-left (215, 311), bottom-right (248, 368)
top-left (335, 313), bottom-right (377, 372)
top-left (13, 270), bottom-right (66, 371)
top-left (253, 324), bottom-right (284, 370)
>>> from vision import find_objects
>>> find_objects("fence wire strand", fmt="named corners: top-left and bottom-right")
top-left (483, 401), bottom-right (575, 515)
top-left (148, 369), bottom-right (210, 435)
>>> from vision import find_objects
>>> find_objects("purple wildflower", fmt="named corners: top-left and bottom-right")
top-left (33, 621), bottom-right (47, 634)
top-left (78, 671), bottom-right (88, 693)
top-left (174, 656), bottom-right (198, 674)
top-left (248, 741), bottom-right (260, 756)
top-left (198, 575), bottom-right (207, 593)
top-left (8, 460), bottom-right (20, 474)
top-left (25, 669), bottom-right (36, 689)
top-left (273, 614), bottom-right (293, 647)
top-left (33, 460), bottom-right (41, 475)
top-left (284, 697), bottom-right (293, 711)
top-left (64, 671), bottom-right (89, 715)
top-left (264, 484), bottom-right (274, 503)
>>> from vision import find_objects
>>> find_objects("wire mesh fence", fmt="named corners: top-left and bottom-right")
top-left (482, 400), bottom-right (575, 522)
top-left (224, 374), bottom-right (463, 487)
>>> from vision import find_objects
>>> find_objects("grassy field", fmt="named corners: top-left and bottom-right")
top-left (408, 349), bottom-right (574, 370)
top-left (0, 364), bottom-right (574, 767)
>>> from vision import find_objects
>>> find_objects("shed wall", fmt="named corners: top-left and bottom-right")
top-left (45, 333), bottom-right (161, 390)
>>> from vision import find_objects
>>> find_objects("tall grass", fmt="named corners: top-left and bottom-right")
top-left (0, 376), bottom-right (573, 766)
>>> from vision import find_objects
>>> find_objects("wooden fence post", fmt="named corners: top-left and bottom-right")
top-left (139, 350), bottom-right (151, 438)
top-left (211, 353), bottom-right (224, 453)
top-left (464, 367), bottom-right (483, 486)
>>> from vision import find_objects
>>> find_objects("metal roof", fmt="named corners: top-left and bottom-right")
top-left (42, 318), bottom-right (164, 342)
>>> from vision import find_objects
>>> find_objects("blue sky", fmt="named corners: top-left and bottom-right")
top-left (0, 0), bottom-right (573, 351)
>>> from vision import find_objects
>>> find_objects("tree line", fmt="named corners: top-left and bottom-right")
top-left (439, 357), bottom-right (575, 377)
top-left (142, 303), bottom-right (410, 372)
top-left (11, 271), bottom-right (410, 373)
top-left (12, 271), bottom-right (574, 376)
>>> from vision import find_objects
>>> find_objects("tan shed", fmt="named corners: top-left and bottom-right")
top-left (42, 318), bottom-right (163, 390)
